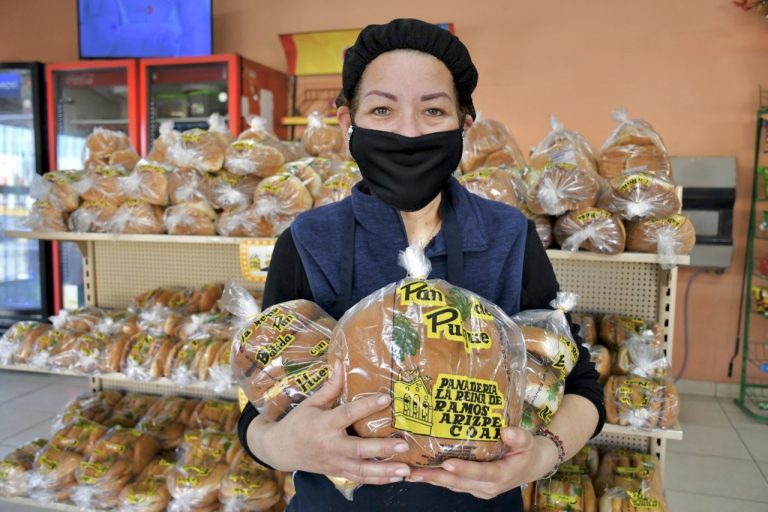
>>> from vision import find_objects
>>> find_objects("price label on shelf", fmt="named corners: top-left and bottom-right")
top-left (239, 240), bottom-right (275, 283)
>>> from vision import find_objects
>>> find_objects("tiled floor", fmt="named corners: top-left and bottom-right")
top-left (0, 372), bottom-right (767, 511)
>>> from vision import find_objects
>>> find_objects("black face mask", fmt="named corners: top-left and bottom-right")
top-left (348, 125), bottom-right (463, 211)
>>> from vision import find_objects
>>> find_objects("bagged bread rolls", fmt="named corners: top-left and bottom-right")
top-left (534, 471), bottom-right (596, 512)
top-left (120, 160), bottom-right (171, 206)
top-left (0, 438), bottom-right (48, 497)
top-left (189, 399), bottom-right (240, 433)
top-left (164, 337), bottom-right (221, 385)
top-left (30, 172), bottom-right (82, 213)
top-left (599, 487), bottom-right (670, 512)
top-left (302, 112), bottom-right (343, 157)
top-left (594, 448), bottom-right (663, 497)
top-left (626, 215), bottom-right (695, 267)
top-left (553, 208), bottom-right (626, 255)
top-left (459, 167), bottom-right (525, 208)
top-left (122, 332), bottom-right (177, 381)
top-left (313, 167), bottom-right (362, 207)
top-left (78, 165), bottom-right (128, 204)
top-left (27, 328), bottom-right (83, 370)
top-left (84, 128), bottom-right (139, 170)
top-left (589, 344), bottom-right (611, 385)
top-left (204, 170), bottom-right (259, 210)
top-left (598, 171), bottom-right (680, 221)
top-left (328, 244), bottom-right (527, 467)
top-left (0, 320), bottom-right (49, 365)
top-left (219, 449), bottom-right (281, 512)
top-left (107, 199), bottom-right (166, 234)
top-left (117, 454), bottom-right (175, 512)
top-left (52, 391), bottom-right (124, 432)
top-left (167, 431), bottom-right (235, 510)
top-left (137, 397), bottom-right (200, 450)
top-left (27, 443), bottom-right (83, 500)
top-left (103, 393), bottom-right (158, 428)
top-left (208, 112), bottom-right (235, 149)
top-left (252, 173), bottom-right (314, 236)
top-left (524, 165), bottom-right (601, 216)
top-left (25, 200), bottom-right (68, 232)
top-left (566, 444), bottom-right (600, 477)
top-left (225, 139), bottom-right (285, 178)
top-left (207, 338), bottom-right (236, 394)
top-left (215, 205), bottom-right (271, 237)
top-left (460, 116), bottom-right (526, 173)
top-left (571, 313), bottom-right (597, 345)
top-left (603, 376), bottom-right (679, 429)
top-left (598, 109), bottom-right (671, 180)
top-left (15, 322), bottom-right (53, 364)
top-left (611, 332), bottom-right (669, 380)
top-left (530, 116), bottom-right (598, 175)
top-left (599, 315), bottom-right (661, 350)
top-left (169, 128), bottom-right (226, 172)
top-left (147, 120), bottom-right (180, 165)
top-left (168, 167), bottom-right (208, 204)
top-left (51, 418), bottom-right (109, 456)
top-left (68, 200), bottom-right (118, 233)
top-left (164, 202), bottom-right (217, 236)
top-left (282, 160), bottom-right (323, 198)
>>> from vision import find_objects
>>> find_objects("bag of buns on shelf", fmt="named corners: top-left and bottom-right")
top-left (603, 374), bottom-right (679, 429)
top-left (216, 204), bottom-right (272, 237)
top-left (599, 485), bottom-right (670, 512)
top-left (189, 399), bottom-right (240, 433)
top-left (610, 330), bottom-right (669, 379)
top-left (281, 159), bottom-right (324, 198)
top-left (72, 425), bottom-right (160, 510)
top-left (225, 138), bottom-right (286, 178)
top-left (207, 336), bottom-right (237, 394)
top-left (117, 453), bottom-right (176, 512)
top-left (565, 443), bottom-right (600, 478)
top-left (589, 344), bottom-right (611, 385)
top-left (594, 448), bottom-right (663, 497)
top-left (553, 207), bottom-right (626, 255)
top-left (513, 292), bottom-right (581, 431)
top-left (164, 337), bottom-right (223, 386)
top-left (460, 114), bottom-right (527, 173)
top-left (70, 319), bottom-right (132, 375)
top-left (313, 165), bottom-right (363, 207)
top-left (626, 214), bottom-right (696, 269)
top-left (83, 127), bottom-right (140, 171)
top-left (30, 171), bottom-right (82, 213)
top-left (147, 120), bottom-right (181, 165)
top-left (103, 393), bottom-right (159, 428)
top-left (302, 111), bottom-right (343, 158)
top-left (176, 311), bottom-right (235, 342)
top-left (0, 438), bottom-right (47, 497)
top-left (204, 170), bottom-right (260, 211)
top-left (208, 112), bottom-right (235, 149)
top-left (51, 417), bottom-right (109, 455)
top-left (50, 306), bottom-right (104, 332)
top-left (119, 159), bottom-right (172, 206)
top-left (518, 205), bottom-right (553, 249)
top-left (137, 397), bottom-right (200, 450)
top-left (52, 391), bottom-right (124, 432)
top-left (168, 167), bottom-right (208, 205)
top-left (571, 313), bottom-right (597, 346)
top-left (23, 200), bottom-right (68, 232)
top-left (106, 199), bottom-right (166, 234)
top-left (598, 314), bottom-right (662, 350)
top-left (167, 431), bottom-right (238, 511)
top-left (597, 170), bottom-right (680, 222)
top-left (138, 306), bottom-right (184, 337)
top-left (250, 172), bottom-right (314, 236)
top-left (164, 201), bottom-right (217, 236)
top-left (525, 116), bottom-right (601, 216)
top-left (597, 109), bottom-right (671, 181)
top-left (27, 327), bottom-right (83, 370)
top-left (459, 166), bottom-right (526, 208)
top-left (122, 331), bottom-right (178, 381)
top-left (328, 243), bottom-right (527, 470)
top-left (27, 443), bottom-right (84, 502)
top-left (68, 200), bottom-right (119, 232)
top-left (238, 115), bottom-right (281, 145)
top-left (532, 468), bottom-right (597, 512)
top-left (135, 284), bottom-right (223, 314)
top-left (74, 164), bottom-right (129, 204)
top-left (219, 448), bottom-right (282, 512)
top-left (0, 320), bottom-right (50, 365)
top-left (226, 282), bottom-right (335, 421)
top-left (168, 127), bottom-right (226, 173)
top-left (291, 157), bottom-right (349, 182)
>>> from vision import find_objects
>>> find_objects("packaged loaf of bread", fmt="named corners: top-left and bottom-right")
top-left (27, 443), bottom-right (83, 501)
top-left (313, 167), bottom-right (362, 207)
top-left (252, 172), bottom-right (314, 236)
top-left (31, 171), bottom-right (82, 212)
top-left (282, 160), bottom-right (323, 198)
top-left (76, 165), bottom-right (128, 204)
top-left (219, 449), bottom-right (281, 512)
top-left (460, 115), bottom-right (527, 173)
top-left (189, 399), bottom-right (240, 432)
top-left (168, 128), bottom-right (226, 172)
top-left (604, 375), bottom-right (679, 429)
top-left (122, 332), bottom-right (177, 381)
top-left (204, 170), bottom-right (259, 210)
top-left (238, 115), bottom-right (280, 144)
top-left (52, 391), bottom-right (124, 432)
top-left (164, 201), bottom-right (217, 236)
top-left (589, 344), bottom-right (611, 385)
top-left (533, 470), bottom-right (597, 512)
top-left (0, 320), bottom-right (49, 365)
top-left (84, 127), bottom-right (139, 170)
top-left (594, 448), bottom-right (663, 497)
top-left (225, 138), bottom-right (285, 178)
top-left (0, 438), bottom-right (47, 497)
top-left (119, 160), bottom-right (171, 206)
top-left (598, 171), bottom-right (680, 221)
top-left (566, 444), bottom-right (600, 477)
top-left (147, 120), bottom-right (180, 165)
top-left (164, 337), bottom-right (222, 386)
top-left (553, 208), bottom-right (626, 255)
top-left (138, 306), bottom-right (184, 337)
top-left (530, 116), bottom-right (598, 174)
top-left (207, 338), bottom-right (236, 393)
top-left (117, 453), bottom-right (176, 512)
top-left (571, 313), bottom-right (597, 345)
top-left (598, 315), bottom-right (661, 350)
top-left (134, 287), bottom-right (182, 309)
top-left (228, 283), bottom-right (334, 421)
top-left (71, 330), bottom-right (130, 374)
top-left (107, 199), bottom-right (165, 234)
top-left (208, 112), bottom-right (235, 149)
top-left (597, 109), bottom-right (671, 180)
top-left (103, 393), bottom-right (159, 428)
top-left (176, 311), bottom-right (234, 342)
top-left (168, 167), bottom-right (207, 204)
top-left (72, 425), bottom-right (160, 510)
top-left (27, 327), bottom-right (83, 370)
top-left (14, 322), bottom-right (53, 364)
top-left (599, 486), bottom-right (669, 512)
top-left (459, 166), bottom-right (526, 208)
top-left (524, 165), bottom-right (601, 216)
top-left (25, 200), bottom-right (68, 232)
top-left (51, 418), bottom-right (109, 456)
top-left (302, 112), bottom-right (343, 157)
top-left (611, 331), bottom-right (669, 379)
top-left (519, 205), bottom-right (553, 249)
top-left (49, 307), bottom-right (103, 331)
top-left (327, 243), bottom-right (527, 467)
top-left (294, 157), bottom-right (348, 182)
top-left (626, 214), bottom-right (695, 268)
top-left (520, 356), bottom-right (564, 432)
top-left (68, 200), bottom-right (119, 232)
top-left (137, 397), bottom-right (200, 450)
top-left (215, 205), bottom-right (271, 237)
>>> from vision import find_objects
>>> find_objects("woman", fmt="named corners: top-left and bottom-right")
top-left (238, 18), bottom-right (605, 511)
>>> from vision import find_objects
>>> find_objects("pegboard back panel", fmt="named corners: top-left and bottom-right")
top-left (551, 260), bottom-right (660, 320)
top-left (92, 241), bottom-right (260, 308)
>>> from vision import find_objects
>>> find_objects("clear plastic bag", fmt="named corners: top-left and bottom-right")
top-left (565, 443), bottom-right (600, 477)
top-left (460, 115), bottom-right (527, 173)
top-left (611, 331), bottom-right (670, 379)
top-left (524, 165), bottom-right (601, 216)
top-left (599, 485), bottom-right (670, 512)
top-left (598, 170), bottom-right (680, 220)
top-left (533, 470), bottom-right (597, 512)
top-left (168, 128), bottom-right (226, 172)
top-left (147, 120), bottom-right (181, 165)
top-left (68, 200), bottom-right (118, 233)
top-left (137, 397), bottom-right (200, 450)
top-left (27, 328), bottom-right (82, 370)
top-left (520, 205), bottom-right (553, 249)
top-left (27, 444), bottom-right (83, 501)
top-left (188, 399), bottom-right (240, 432)
top-left (103, 394), bottom-right (159, 428)
top-left (225, 139), bottom-right (285, 178)
top-left (459, 166), bottom-right (526, 208)
top-left (571, 312), bottom-right (597, 346)
top-left (553, 208), bottom-right (626, 255)
top-left (0, 321), bottom-right (48, 365)
top-left (598, 314), bottom-right (661, 350)
top-left (589, 344), bottom-right (611, 385)
top-left (164, 337), bottom-right (222, 386)
top-left (76, 165), bottom-right (129, 204)
top-left (597, 109), bottom-right (670, 181)
top-left (164, 202), bottom-right (217, 236)
top-left (238, 115), bottom-right (280, 144)
top-left (219, 449), bottom-right (281, 512)
top-left (84, 127), bottom-right (139, 171)
top-left (328, 243), bottom-right (527, 467)
top-left (530, 116), bottom-right (597, 175)
top-left (204, 171), bottom-right (258, 211)
top-left (301, 112), bottom-right (343, 157)
top-left (52, 391), bottom-right (124, 433)
top-left (253, 173), bottom-right (314, 236)
top-left (106, 199), bottom-right (166, 234)
top-left (313, 167), bottom-right (362, 207)
top-left (0, 438), bottom-right (47, 497)
top-left (208, 112), bottom-right (235, 149)
top-left (168, 168), bottom-right (208, 205)
top-left (207, 341), bottom-right (236, 394)
top-left (594, 448), bottom-right (663, 497)
top-left (625, 215), bottom-right (695, 268)
top-left (119, 160), bottom-right (171, 206)
top-left (215, 205), bottom-right (272, 237)
top-left (604, 375), bottom-right (679, 429)
top-left (122, 332), bottom-right (177, 381)
top-left (30, 171), bottom-right (83, 213)
top-left (117, 454), bottom-right (175, 512)
top-left (23, 200), bottom-right (68, 232)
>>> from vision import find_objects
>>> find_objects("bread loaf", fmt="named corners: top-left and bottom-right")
top-left (459, 167), bottom-right (525, 208)
top-left (215, 205), bottom-right (273, 237)
top-left (571, 313), bottom-right (597, 345)
top-left (313, 168), bottom-right (362, 207)
top-left (168, 167), bottom-right (207, 204)
top-left (68, 200), bottom-right (118, 233)
top-left (597, 111), bottom-right (670, 180)
top-left (204, 170), bottom-right (258, 210)
top-left (594, 448), bottom-right (663, 497)
top-left (122, 332), bottom-right (177, 381)
top-left (525, 165), bottom-right (601, 216)
top-left (0, 438), bottom-right (48, 497)
top-left (553, 208), bottom-right (626, 255)
top-left (219, 450), bottom-right (281, 511)
top-left (84, 128), bottom-right (133, 169)
top-left (626, 214), bottom-right (695, 256)
top-left (598, 315), bottom-right (661, 350)
top-left (51, 418), bottom-right (108, 456)
top-left (147, 121), bottom-right (180, 165)
top-left (252, 173), bottom-right (314, 236)
top-left (302, 113), bottom-right (343, 157)
top-left (108, 199), bottom-right (165, 234)
top-left (168, 128), bottom-right (226, 172)
top-left (603, 376), bottom-right (678, 429)
top-left (189, 399), bottom-right (240, 433)
top-left (137, 397), bottom-right (200, 450)
top-left (598, 172), bottom-right (680, 220)
top-left (0, 321), bottom-right (49, 365)
top-left (535, 471), bottom-right (596, 512)
top-left (164, 201), bottom-right (217, 236)
top-left (52, 391), bottom-right (123, 432)
top-left (80, 165), bottom-right (128, 204)
top-left (225, 139), bottom-right (285, 178)
top-left (28, 200), bottom-right (68, 232)
top-left (589, 344), bottom-right (611, 384)
top-left (460, 117), bottom-right (526, 173)
top-left (117, 454), bottom-right (175, 512)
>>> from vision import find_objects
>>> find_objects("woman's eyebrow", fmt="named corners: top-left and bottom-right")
top-left (364, 90), bottom-right (398, 101)
top-left (421, 92), bottom-right (451, 101)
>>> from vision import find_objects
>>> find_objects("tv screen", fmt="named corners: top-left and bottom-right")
top-left (78, 0), bottom-right (213, 59)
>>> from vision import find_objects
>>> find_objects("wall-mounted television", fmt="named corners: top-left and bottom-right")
top-left (78, 0), bottom-right (213, 59)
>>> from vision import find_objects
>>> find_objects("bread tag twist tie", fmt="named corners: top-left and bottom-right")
top-left (397, 242), bottom-right (432, 280)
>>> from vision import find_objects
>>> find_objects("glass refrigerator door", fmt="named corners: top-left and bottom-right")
top-left (53, 67), bottom-right (132, 309)
top-left (146, 61), bottom-right (230, 144)
top-left (0, 67), bottom-right (47, 321)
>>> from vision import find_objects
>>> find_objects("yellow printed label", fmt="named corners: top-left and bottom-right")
top-left (254, 333), bottom-right (295, 367)
top-left (178, 476), bottom-right (201, 487)
top-left (627, 490), bottom-right (660, 509)
top-left (182, 465), bottom-right (210, 476)
top-left (542, 492), bottom-right (578, 506)
top-left (398, 281), bottom-right (447, 307)
top-left (259, 174), bottom-right (292, 195)
top-left (576, 209), bottom-right (611, 224)
top-left (181, 131), bottom-right (203, 143)
top-left (310, 339), bottom-right (329, 357)
top-left (39, 456), bottom-right (58, 471)
top-left (323, 178), bottom-right (353, 191)
top-left (617, 378), bottom-right (652, 408)
top-left (619, 317), bottom-right (646, 332)
top-left (470, 297), bottom-right (495, 321)
top-left (35, 200), bottom-right (54, 209)
top-left (648, 214), bottom-right (684, 228)
top-left (138, 163), bottom-right (167, 174)
top-left (618, 174), bottom-right (652, 192)
top-left (205, 401), bottom-right (235, 411)
top-left (422, 307), bottom-right (492, 353)
top-left (125, 198), bottom-right (147, 207)
top-left (79, 461), bottom-right (108, 476)
top-left (616, 466), bottom-right (652, 478)
top-left (558, 463), bottom-right (582, 474)
top-left (537, 405), bottom-right (554, 424)
top-left (95, 166), bottom-right (123, 177)
top-left (126, 493), bottom-right (152, 505)
top-left (232, 140), bottom-right (257, 151)
top-left (104, 441), bottom-right (126, 453)
top-left (393, 372), bottom-right (506, 441)
top-left (159, 458), bottom-right (174, 467)
top-left (293, 365), bottom-right (330, 394)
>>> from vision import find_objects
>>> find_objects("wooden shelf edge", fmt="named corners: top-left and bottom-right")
top-left (600, 421), bottom-right (683, 441)
top-left (5, 230), bottom-right (276, 246)
top-left (0, 364), bottom-right (83, 378)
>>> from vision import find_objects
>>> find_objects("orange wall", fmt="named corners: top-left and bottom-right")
top-left (3, 1), bottom-right (768, 383)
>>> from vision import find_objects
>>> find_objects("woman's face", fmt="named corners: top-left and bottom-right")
top-left (339, 50), bottom-right (472, 136)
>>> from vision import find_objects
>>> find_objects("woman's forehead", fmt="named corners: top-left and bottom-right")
top-left (357, 50), bottom-right (455, 99)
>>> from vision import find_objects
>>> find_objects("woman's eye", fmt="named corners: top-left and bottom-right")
top-left (371, 106), bottom-right (391, 116)
top-left (425, 108), bottom-right (445, 117)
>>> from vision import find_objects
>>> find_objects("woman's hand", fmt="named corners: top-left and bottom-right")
top-left (249, 361), bottom-right (412, 485)
top-left (406, 427), bottom-right (558, 500)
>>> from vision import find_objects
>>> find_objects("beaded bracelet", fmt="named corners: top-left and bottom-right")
top-left (535, 427), bottom-right (565, 479)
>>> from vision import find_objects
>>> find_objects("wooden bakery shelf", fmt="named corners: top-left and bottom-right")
top-left (5, 229), bottom-right (275, 245)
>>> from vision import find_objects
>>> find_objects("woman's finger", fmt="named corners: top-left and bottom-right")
top-left (340, 458), bottom-right (411, 480)
top-left (303, 360), bottom-right (343, 408)
top-left (338, 436), bottom-right (410, 461)
top-left (330, 393), bottom-right (392, 429)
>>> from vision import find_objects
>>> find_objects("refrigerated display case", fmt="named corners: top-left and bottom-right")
top-left (0, 62), bottom-right (52, 327)
top-left (46, 60), bottom-right (140, 311)
top-left (140, 54), bottom-right (288, 153)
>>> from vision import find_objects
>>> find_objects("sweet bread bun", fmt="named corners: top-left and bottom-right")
top-left (29, 201), bottom-right (68, 232)
top-left (597, 112), bottom-right (670, 180)
top-left (147, 121), bottom-right (180, 165)
top-left (328, 278), bottom-right (526, 467)
top-left (138, 397), bottom-right (200, 450)
top-left (282, 160), bottom-right (323, 198)
top-left (84, 128), bottom-right (134, 169)
top-left (0, 438), bottom-right (48, 497)
top-left (313, 168), bottom-right (362, 207)
top-left (460, 117), bottom-right (526, 173)
top-left (525, 165), bottom-right (600, 216)
top-left (122, 161), bottom-right (170, 206)
top-left (108, 199), bottom-right (165, 234)
top-left (164, 201), bottom-right (217, 236)
top-left (68, 200), bottom-right (118, 233)
top-left (598, 315), bottom-right (660, 350)
top-left (459, 167), bottom-right (524, 208)
top-left (168, 167), bottom-right (207, 204)
top-left (169, 128), bottom-right (226, 172)
top-left (254, 173), bottom-right (314, 215)
top-left (122, 332), bottom-right (176, 381)
top-left (225, 139), bottom-right (285, 178)
top-left (626, 214), bottom-right (696, 255)
top-left (553, 208), bottom-right (626, 255)
top-left (204, 170), bottom-right (256, 210)
top-left (302, 114), bottom-right (343, 157)
top-left (598, 172), bottom-right (680, 220)
top-left (80, 166), bottom-right (128, 204)
top-left (117, 454), bottom-right (175, 512)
